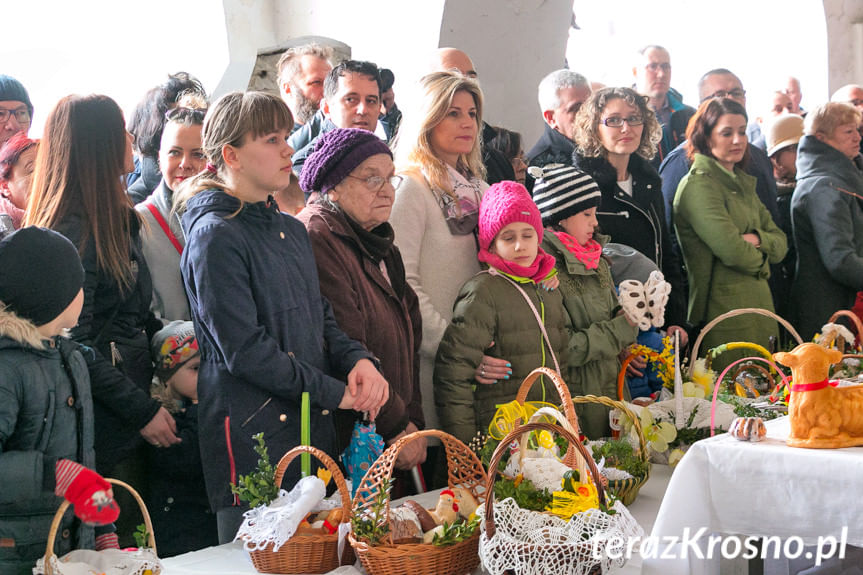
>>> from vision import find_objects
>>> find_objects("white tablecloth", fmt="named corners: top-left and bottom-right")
top-left (643, 416), bottom-right (863, 575)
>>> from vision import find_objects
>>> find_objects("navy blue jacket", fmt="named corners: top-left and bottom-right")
top-left (181, 190), bottom-right (373, 512)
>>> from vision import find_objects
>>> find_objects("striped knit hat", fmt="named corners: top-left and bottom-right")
top-left (530, 164), bottom-right (602, 226)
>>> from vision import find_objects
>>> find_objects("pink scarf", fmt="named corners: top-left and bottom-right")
top-left (478, 246), bottom-right (557, 283)
top-left (554, 231), bottom-right (602, 270)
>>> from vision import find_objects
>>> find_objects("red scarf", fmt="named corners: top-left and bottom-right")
top-left (554, 231), bottom-right (602, 270)
top-left (478, 246), bottom-right (557, 283)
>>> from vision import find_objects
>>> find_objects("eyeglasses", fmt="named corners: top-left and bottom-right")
top-left (0, 106), bottom-right (31, 125)
top-left (345, 174), bottom-right (403, 192)
top-left (601, 115), bottom-right (644, 128)
top-left (165, 107), bottom-right (207, 123)
top-left (645, 62), bottom-right (671, 73)
top-left (702, 89), bottom-right (747, 102)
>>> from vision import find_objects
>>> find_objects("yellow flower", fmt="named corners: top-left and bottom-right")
top-left (682, 380), bottom-right (706, 399)
top-left (640, 407), bottom-right (677, 454)
top-left (689, 358), bottom-right (716, 397)
top-left (548, 482), bottom-right (600, 519)
top-left (668, 448), bottom-right (686, 467)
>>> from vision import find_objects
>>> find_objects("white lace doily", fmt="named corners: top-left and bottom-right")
top-left (479, 497), bottom-right (643, 575)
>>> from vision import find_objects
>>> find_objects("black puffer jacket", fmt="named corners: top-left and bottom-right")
top-left (0, 309), bottom-right (96, 572)
top-left (573, 152), bottom-right (688, 328)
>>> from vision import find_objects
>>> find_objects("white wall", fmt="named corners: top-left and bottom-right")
top-left (824, 0), bottom-right (863, 95)
top-left (4, 0), bottom-right (230, 136)
top-left (567, 0), bottom-right (829, 119)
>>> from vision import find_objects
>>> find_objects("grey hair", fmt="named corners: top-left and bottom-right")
top-left (538, 69), bottom-right (590, 113)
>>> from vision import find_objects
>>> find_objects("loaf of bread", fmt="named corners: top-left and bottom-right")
top-left (389, 505), bottom-right (423, 544)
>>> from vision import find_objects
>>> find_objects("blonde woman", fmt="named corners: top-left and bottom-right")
top-left (390, 72), bottom-right (509, 442)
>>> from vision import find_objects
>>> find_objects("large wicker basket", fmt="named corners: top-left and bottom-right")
top-left (571, 394), bottom-right (650, 505)
top-left (247, 445), bottom-right (354, 574)
top-left (39, 478), bottom-right (159, 575)
top-left (349, 429), bottom-right (487, 575)
top-left (483, 421), bottom-right (610, 575)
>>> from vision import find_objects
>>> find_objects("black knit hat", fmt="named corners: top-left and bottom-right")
top-left (530, 164), bottom-right (602, 226)
top-left (0, 75), bottom-right (33, 118)
top-left (0, 227), bottom-right (84, 326)
top-left (299, 128), bottom-right (391, 196)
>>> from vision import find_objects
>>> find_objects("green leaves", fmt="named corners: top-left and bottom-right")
top-left (494, 476), bottom-right (553, 512)
top-left (591, 438), bottom-right (648, 479)
top-left (133, 523), bottom-right (150, 549)
top-left (230, 432), bottom-right (279, 508)
top-left (351, 477), bottom-right (392, 546)
top-left (432, 515), bottom-right (480, 546)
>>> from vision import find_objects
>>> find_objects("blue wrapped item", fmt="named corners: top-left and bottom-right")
top-left (341, 420), bottom-right (385, 498)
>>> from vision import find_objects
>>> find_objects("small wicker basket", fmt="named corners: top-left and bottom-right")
top-left (826, 309), bottom-right (863, 352)
top-left (571, 394), bottom-right (650, 505)
top-left (247, 444), bottom-right (354, 574)
top-left (349, 429), bottom-right (487, 575)
top-left (40, 478), bottom-right (158, 575)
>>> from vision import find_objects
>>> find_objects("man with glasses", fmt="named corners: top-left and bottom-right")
top-left (633, 45), bottom-right (694, 170)
top-left (830, 84), bottom-right (863, 155)
top-left (525, 69), bottom-right (591, 192)
top-left (0, 75), bottom-right (33, 148)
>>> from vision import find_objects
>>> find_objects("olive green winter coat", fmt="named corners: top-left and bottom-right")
top-left (673, 154), bottom-right (787, 359)
top-left (542, 233), bottom-right (637, 439)
top-left (434, 270), bottom-right (571, 445)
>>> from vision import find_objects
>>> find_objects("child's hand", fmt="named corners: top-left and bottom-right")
top-left (539, 275), bottom-right (559, 291)
top-left (620, 347), bottom-right (646, 378)
top-left (475, 342), bottom-right (512, 384)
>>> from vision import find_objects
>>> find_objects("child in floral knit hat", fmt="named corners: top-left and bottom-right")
top-left (147, 321), bottom-right (218, 556)
top-left (434, 181), bottom-right (574, 445)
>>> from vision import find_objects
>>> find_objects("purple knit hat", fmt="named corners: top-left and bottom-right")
top-left (299, 128), bottom-right (392, 195)
top-left (478, 181), bottom-right (543, 251)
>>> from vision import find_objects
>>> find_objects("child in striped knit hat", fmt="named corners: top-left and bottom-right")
top-left (532, 164), bottom-right (640, 438)
top-left (434, 180), bottom-right (575, 446)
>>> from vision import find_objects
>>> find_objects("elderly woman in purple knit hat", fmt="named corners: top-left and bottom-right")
top-left (297, 128), bottom-right (426, 474)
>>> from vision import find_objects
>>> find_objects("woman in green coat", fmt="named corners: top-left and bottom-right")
top-left (673, 98), bottom-right (787, 361)
top-left (533, 164), bottom-right (639, 438)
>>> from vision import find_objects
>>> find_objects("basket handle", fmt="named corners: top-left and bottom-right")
top-left (709, 356), bottom-right (790, 436)
top-left (274, 445), bottom-right (352, 524)
top-left (484, 422), bottom-right (605, 539)
top-left (42, 478), bottom-right (156, 575)
top-left (350, 429), bottom-right (487, 546)
top-left (689, 308), bottom-right (803, 377)
top-left (617, 349), bottom-right (664, 401)
top-left (570, 395), bottom-right (649, 470)
top-left (706, 341), bottom-right (776, 374)
top-left (827, 310), bottom-right (863, 350)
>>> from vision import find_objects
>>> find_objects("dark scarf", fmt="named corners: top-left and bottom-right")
top-left (343, 212), bottom-right (406, 298)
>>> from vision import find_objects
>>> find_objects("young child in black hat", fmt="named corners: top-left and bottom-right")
top-left (0, 227), bottom-right (120, 572)
top-left (145, 320), bottom-right (218, 557)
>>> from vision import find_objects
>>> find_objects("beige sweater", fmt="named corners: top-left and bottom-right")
top-left (390, 172), bottom-right (487, 430)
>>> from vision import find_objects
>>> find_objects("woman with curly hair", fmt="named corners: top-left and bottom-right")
top-left (572, 86), bottom-right (688, 346)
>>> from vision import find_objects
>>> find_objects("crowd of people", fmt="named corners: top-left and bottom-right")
top-left (1, 40), bottom-right (862, 571)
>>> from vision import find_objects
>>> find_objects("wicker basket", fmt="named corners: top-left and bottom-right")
top-left (688, 307), bottom-right (803, 377)
top-left (40, 478), bottom-right (158, 575)
top-left (826, 310), bottom-right (863, 352)
top-left (483, 421), bottom-right (609, 575)
top-left (571, 395), bottom-right (650, 505)
top-left (349, 429), bottom-right (487, 575)
top-left (247, 445), bottom-right (354, 574)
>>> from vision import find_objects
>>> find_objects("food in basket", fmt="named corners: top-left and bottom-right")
top-left (728, 417), bottom-right (766, 442)
top-left (402, 499), bottom-right (437, 532)
top-left (451, 487), bottom-right (479, 518)
top-left (388, 505), bottom-right (423, 543)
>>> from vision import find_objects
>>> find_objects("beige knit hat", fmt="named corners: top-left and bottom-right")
top-left (766, 114), bottom-right (804, 157)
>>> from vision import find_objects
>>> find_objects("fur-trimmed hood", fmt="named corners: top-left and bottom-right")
top-left (0, 304), bottom-right (50, 350)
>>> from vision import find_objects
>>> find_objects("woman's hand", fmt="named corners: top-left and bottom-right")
top-left (342, 359), bottom-right (390, 420)
top-left (665, 325), bottom-right (689, 348)
top-left (475, 342), bottom-right (512, 385)
top-left (742, 232), bottom-right (761, 248)
top-left (389, 422), bottom-right (427, 470)
top-left (140, 407), bottom-right (181, 448)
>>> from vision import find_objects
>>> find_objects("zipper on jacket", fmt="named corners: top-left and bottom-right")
top-left (610, 190), bottom-right (662, 264)
top-left (597, 210), bottom-right (630, 219)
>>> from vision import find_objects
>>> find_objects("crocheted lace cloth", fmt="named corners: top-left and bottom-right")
top-left (479, 497), bottom-right (643, 575)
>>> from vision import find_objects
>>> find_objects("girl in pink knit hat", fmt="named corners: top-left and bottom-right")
top-left (434, 181), bottom-right (575, 445)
